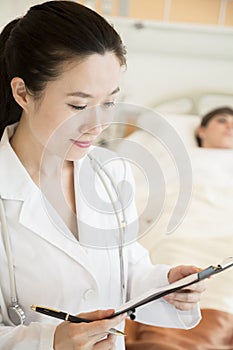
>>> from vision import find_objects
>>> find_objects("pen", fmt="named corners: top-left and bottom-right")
top-left (31, 305), bottom-right (125, 336)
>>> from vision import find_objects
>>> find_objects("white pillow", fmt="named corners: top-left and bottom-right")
top-left (197, 94), bottom-right (233, 115)
top-left (157, 113), bottom-right (201, 148)
top-left (154, 97), bottom-right (194, 115)
top-left (136, 111), bottom-right (201, 148)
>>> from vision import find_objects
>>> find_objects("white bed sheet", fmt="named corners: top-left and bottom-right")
top-left (144, 148), bottom-right (233, 314)
top-left (119, 122), bottom-right (233, 314)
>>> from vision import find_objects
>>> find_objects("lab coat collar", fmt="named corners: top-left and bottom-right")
top-left (0, 124), bottom-right (36, 200)
top-left (0, 125), bottom-right (99, 285)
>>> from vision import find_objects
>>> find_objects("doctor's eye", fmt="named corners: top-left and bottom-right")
top-left (68, 104), bottom-right (87, 111)
top-left (102, 101), bottom-right (116, 109)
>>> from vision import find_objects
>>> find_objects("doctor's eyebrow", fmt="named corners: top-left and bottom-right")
top-left (66, 87), bottom-right (120, 98)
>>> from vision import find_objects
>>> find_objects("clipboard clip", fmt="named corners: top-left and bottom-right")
top-left (127, 308), bottom-right (136, 320)
top-left (198, 257), bottom-right (233, 280)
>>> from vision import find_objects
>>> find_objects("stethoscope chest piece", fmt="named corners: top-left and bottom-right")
top-left (8, 304), bottom-right (26, 326)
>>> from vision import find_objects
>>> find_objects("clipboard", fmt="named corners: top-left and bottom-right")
top-left (111, 257), bottom-right (233, 320)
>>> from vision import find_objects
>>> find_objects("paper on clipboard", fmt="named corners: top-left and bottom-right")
top-left (113, 257), bottom-right (233, 317)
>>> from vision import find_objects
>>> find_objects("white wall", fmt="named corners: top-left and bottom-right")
top-left (111, 18), bottom-right (233, 110)
top-left (120, 52), bottom-right (233, 108)
top-left (0, 0), bottom-right (44, 29)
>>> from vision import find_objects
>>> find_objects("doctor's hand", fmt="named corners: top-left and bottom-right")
top-left (54, 308), bottom-right (126, 350)
top-left (163, 265), bottom-right (206, 311)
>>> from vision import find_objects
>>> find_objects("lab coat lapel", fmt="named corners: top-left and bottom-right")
top-left (19, 188), bottom-right (95, 275)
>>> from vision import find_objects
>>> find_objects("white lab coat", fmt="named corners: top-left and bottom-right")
top-left (0, 125), bottom-right (201, 350)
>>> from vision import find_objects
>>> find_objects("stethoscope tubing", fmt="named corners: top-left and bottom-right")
top-left (87, 153), bottom-right (127, 304)
top-left (0, 196), bottom-right (18, 305)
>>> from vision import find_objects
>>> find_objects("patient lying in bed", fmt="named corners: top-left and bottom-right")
top-left (124, 107), bottom-right (233, 350)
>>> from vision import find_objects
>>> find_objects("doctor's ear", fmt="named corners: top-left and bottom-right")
top-left (10, 77), bottom-right (31, 112)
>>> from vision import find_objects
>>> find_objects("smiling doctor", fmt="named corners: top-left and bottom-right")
top-left (0, 1), bottom-right (205, 350)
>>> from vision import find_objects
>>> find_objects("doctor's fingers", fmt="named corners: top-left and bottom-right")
top-left (55, 321), bottom-right (114, 350)
top-left (85, 312), bottom-right (127, 338)
top-left (78, 309), bottom-right (116, 321)
top-left (68, 323), bottom-right (117, 349)
top-left (75, 309), bottom-right (125, 338)
top-left (187, 280), bottom-right (206, 293)
top-left (164, 289), bottom-right (205, 310)
top-left (93, 334), bottom-right (116, 350)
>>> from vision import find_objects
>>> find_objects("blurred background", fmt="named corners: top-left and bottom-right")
top-left (1, 0), bottom-right (233, 115)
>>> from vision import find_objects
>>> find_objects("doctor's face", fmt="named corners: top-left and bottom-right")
top-left (197, 113), bottom-right (233, 149)
top-left (26, 52), bottom-right (121, 160)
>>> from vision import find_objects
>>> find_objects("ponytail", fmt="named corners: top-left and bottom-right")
top-left (0, 18), bottom-right (22, 138)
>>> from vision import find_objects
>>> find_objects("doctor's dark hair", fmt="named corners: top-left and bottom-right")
top-left (0, 0), bottom-right (126, 138)
top-left (195, 106), bottom-right (233, 147)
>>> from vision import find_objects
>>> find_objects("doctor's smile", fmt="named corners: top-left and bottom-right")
top-left (70, 139), bottom-right (94, 149)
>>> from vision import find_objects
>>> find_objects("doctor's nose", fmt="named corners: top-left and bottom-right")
top-left (81, 123), bottom-right (108, 135)
top-left (78, 106), bottom-right (111, 135)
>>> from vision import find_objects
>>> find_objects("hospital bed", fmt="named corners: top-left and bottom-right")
top-left (117, 110), bottom-right (233, 350)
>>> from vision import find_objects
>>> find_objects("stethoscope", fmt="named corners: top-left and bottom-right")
top-left (0, 153), bottom-right (128, 326)
top-left (0, 196), bottom-right (26, 326)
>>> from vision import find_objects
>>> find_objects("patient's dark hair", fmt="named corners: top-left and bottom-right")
top-left (196, 106), bottom-right (233, 147)
top-left (0, 0), bottom-right (126, 138)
